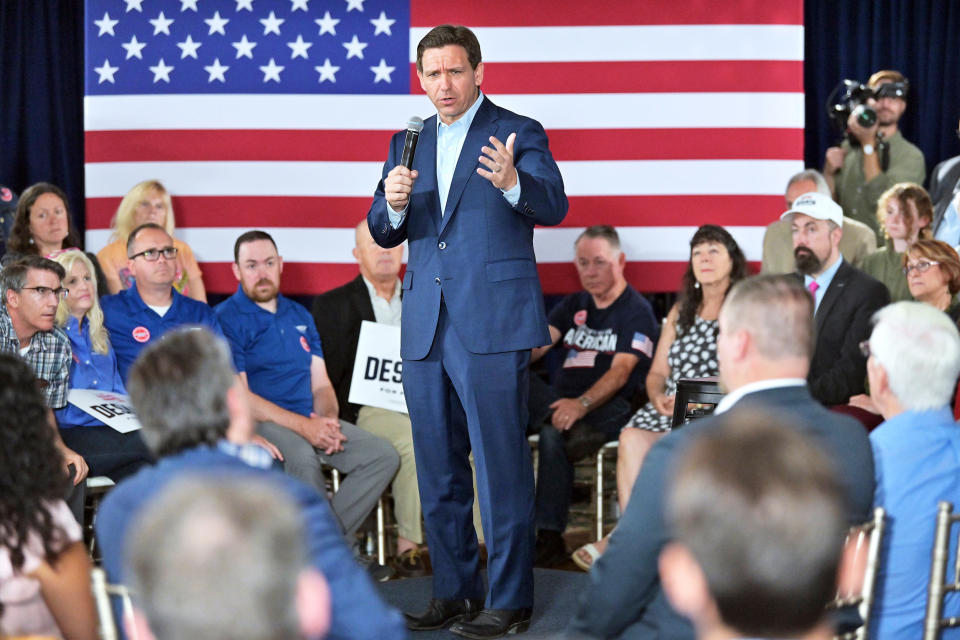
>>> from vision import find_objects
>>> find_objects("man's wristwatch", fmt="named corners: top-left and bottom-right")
top-left (863, 143), bottom-right (875, 155)
top-left (578, 396), bottom-right (593, 410)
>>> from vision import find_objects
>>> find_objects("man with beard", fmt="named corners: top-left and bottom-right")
top-left (215, 231), bottom-right (399, 562)
top-left (824, 70), bottom-right (926, 242)
top-left (782, 193), bottom-right (889, 406)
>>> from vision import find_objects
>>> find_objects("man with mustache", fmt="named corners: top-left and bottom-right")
top-left (782, 193), bottom-right (889, 406)
top-left (216, 230), bottom-right (399, 575)
top-left (824, 69), bottom-right (926, 242)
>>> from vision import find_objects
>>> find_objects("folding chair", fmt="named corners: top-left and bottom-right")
top-left (924, 501), bottom-right (960, 640)
top-left (828, 507), bottom-right (886, 640)
top-left (90, 567), bottom-right (137, 640)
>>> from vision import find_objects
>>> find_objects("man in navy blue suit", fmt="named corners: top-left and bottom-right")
top-left (368, 24), bottom-right (567, 639)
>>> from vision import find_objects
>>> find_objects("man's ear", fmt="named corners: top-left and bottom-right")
top-left (659, 542), bottom-right (713, 621)
top-left (296, 568), bottom-right (331, 639)
top-left (4, 288), bottom-right (18, 310)
top-left (124, 606), bottom-right (158, 640)
top-left (231, 262), bottom-right (241, 282)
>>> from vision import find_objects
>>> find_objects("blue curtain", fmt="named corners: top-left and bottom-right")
top-left (2, 0), bottom-right (960, 237)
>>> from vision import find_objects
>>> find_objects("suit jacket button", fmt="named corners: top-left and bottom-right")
top-left (435, 277), bottom-right (441, 285)
top-left (438, 241), bottom-right (447, 250)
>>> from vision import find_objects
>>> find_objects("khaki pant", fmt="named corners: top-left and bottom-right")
top-left (356, 405), bottom-right (484, 544)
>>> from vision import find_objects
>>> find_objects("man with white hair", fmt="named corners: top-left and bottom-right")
top-left (865, 301), bottom-right (960, 639)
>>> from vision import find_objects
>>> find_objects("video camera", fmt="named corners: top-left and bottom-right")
top-left (825, 78), bottom-right (909, 136)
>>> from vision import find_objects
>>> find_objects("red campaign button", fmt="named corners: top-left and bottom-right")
top-left (300, 335), bottom-right (310, 352)
top-left (574, 310), bottom-right (587, 326)
top-left (0, 188), bottom-right (11, 202)
top-left (133, 326), bottom-right (151, 343)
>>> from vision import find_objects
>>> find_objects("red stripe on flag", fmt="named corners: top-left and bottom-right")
top-left (537, 261), bottom-right (761, 296)
top-left (85, 194), bottom-right (784, 230)
top-left (411, 1), bottom-right (802, 26)
top-left (84, 128), bottom-right (802, 163)
top-left (411, 61), bottom-right (803, 95)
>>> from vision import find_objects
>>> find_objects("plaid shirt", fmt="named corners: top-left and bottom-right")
top-left (0, 302), bottom-right (72, 409)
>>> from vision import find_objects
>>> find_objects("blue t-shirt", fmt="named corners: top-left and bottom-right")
top-left (215, 286), bottom-right (324, 417)
top-left (55, 315), bottom-right (127, 429)
top-left (101, 286), bottom-right (225, 382)
top-left (548, 285), bottom-right (659, 400)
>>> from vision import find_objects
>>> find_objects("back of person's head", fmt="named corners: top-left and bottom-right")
top-left (1, 255), bottom-right (66, 299)
top-left (0, 353), bottom-right (71, 577)
top-left (721, 274), bottom-right (814, 361)
top-left (126, 477), bottom-right (310, 640)
top-left (868, 301), bottom-right (960, 410)
top-left (113, 180), bottom-right (176, 241)
top-left (787, 169), bottom-right (831, 196)
top-left (665, 413), bottom-right (847, 638)
top-left (126, 327), bottom-right (235, 457)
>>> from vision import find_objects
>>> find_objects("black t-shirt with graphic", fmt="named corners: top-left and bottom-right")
top-left (548, 285), bottom-right (659, 402)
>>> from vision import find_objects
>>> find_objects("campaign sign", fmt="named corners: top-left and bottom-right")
top-left (67, 389), bottom-right (142, 433)
top-left (348, 321), bottom-right (407, 414)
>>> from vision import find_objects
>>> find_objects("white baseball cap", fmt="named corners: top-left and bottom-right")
top-left (780, 192), bottom-right (844, 228)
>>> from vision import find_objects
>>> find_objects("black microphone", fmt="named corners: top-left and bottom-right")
top-left (401, 116), bottom-right (423, 170)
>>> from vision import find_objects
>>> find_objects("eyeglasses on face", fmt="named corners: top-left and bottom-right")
top-left (21, 286), bottom-right (68, 300)
top-left (859, 340), bottom-right (871, 358)
top-left (902, 260), bottom-right (939, 275)
top-left (129, 247), bottom-right (178, 262)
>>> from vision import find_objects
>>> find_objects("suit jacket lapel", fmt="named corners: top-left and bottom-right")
top-left (814, 261), bottom-right (850, 335)
top-left (439, 98), bottom-right (498, 236)
top-left (415, 118), bottom-right (441, 231)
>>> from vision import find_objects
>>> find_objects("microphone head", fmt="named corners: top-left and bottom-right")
top-left (406, 116), bottom-right (424, 133)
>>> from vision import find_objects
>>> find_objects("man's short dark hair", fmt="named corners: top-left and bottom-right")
top-left (667, 413), bottom-right (847, 637)
top-left (233, 230), bottom-right (278, 264)
top-left (416, 24), bottom-right (482, 72)
top-left (126, 328), bottom-right (236, 457)
top-left (574, 225), bottom-right (621, 252)
top-left (1, 255), bottom-right (66, 297)
top-left (126, 222), bottom-right (169, 256)
top-left (722, 274), bottom-right (814, 360)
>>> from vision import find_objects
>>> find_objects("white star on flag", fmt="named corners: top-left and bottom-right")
top-left (94, 12), bottom-right (119, 36)
top-left (287, 35), bottom-right (313, 59)
top-left (121, 35), bottom-right (147, 59)
top-left (370, 58), bottom-right (395, 83)
top-left (94, 59), bottom-right (119, 84)
top-left (232, 34), bottom-right (257, 58)
top-left (314, 58), bottom-right (339, 83)
top-left (176, 34), bottom-right (202, 59)
top-left (314, 11), bottom-right (339, 36)
top-left (124, 0), bottom-right (144, 12)
top-left (370, 11), bottom-right (394, 36)
top-left (345, 0), bottom-right (364, 11)
top-left (204, 58), bottom-right (229, 83)
top-left (150, 12), bottom-right (174, 36)
top-left (291, 0), bottom-right (310, 11)
top-left (180, 0), bottom-right (199, 11)
top-left (149, 58), bottom-right (174, 83)
top-left (259, 58), bottom-right (284, 82)
top-left (205, 11), bottom-right (229, 35)
top-left (260, 11), bottom-right (284, 35)
top-left (235, 0), bottom-right (254, 10)
top-left (342, 35), bottom-right (367, 59)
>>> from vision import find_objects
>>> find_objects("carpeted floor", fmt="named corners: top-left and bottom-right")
top-left (378, 568), bottom-right (587, 638)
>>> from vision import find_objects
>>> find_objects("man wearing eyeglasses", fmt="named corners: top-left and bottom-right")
top-left (101, 223), bottom-right (226, 381)
top-left (0, 255), bottom-right (89, 497)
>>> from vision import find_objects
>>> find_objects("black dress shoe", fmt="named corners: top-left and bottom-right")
top-left (449, 607), bottom-right (533, 639)
top-left (404, 597), bottom-right (484, 631)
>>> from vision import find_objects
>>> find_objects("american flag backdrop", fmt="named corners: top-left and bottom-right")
top-left (83, 0), bottom-right (804, 295)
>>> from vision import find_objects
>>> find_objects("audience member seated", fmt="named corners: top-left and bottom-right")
top-left (762, 169), bottom-right (877, 274)
top-left (215, 231), bottom-right (398, 570)
top-left (527, 225), bottom-right (659, 568)
top-left (94, 328), bottom-right (405, 640)
top-left (49, 249), bottom-right (152, 485)
top-left (660, 415), bottom-right (850, 640)
top-left (125, 478), bottom-right (331, 640)
top-left (904, 238), bottom-right (960, 321)
top-left (864, 302), bottom-right (960, 639)
top-left (568, 275), bottom-right (874, 640)
top-left (101, 223), bottom-right (223, 382)
top-left (4, 182), bottom-right (107, 293)
top-left (860, 182), bottom-right (933, 300)
top-left (0, 353), bottom-right (97, 640)
top-left (930, 117), bottom-right (960, 246)
top-left (96, 179), bottom-right (206, 302)
top-left (571, 226), bottom-right (747, 569)
top-left (784, 192), bottom-right (889, 405)
top-left (0, 256), bottom-right (88, 492)
top-left (824, 69), bottom-right (926, 242)
top-left (0, 183), bottom-right (18, 256)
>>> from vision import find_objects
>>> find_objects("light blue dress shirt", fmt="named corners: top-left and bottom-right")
top-left (803, 255), bottom-right (844, 314)
top-left (936, 197), bottom-right (960, 247)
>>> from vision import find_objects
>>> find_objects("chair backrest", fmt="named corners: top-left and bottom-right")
top-left (923, 501), bottom-right (960, 640)
top-left (671, 377), bottom-right (724, 428)
top-left (90, 567), bottom-right (138, 640)
top-left (829, 507), bottom-right (886, 640)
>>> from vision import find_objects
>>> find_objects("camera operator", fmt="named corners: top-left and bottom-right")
top-left (824, 70), bottom-right (926, 243)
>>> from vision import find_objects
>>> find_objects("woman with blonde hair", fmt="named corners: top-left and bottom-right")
top-left (50, 249), bottom-right (152, 482)
top-left (96, 180), bottom-right (207, 301)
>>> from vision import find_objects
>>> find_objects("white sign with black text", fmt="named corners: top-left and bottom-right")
top-left (67, 389), bottom-right (142, 433)
top-left (348, 321), bottom-right (407, 414)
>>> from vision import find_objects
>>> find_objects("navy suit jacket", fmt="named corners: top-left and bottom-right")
top-left (367, 97), bottom-right (567, 359)
top-left (569, 385), bottom-right (876, 640)
top-left (929, 154), bottom-right (960, 235)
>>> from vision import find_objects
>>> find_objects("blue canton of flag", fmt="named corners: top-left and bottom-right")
top-left (631, 332), bottom-right (654, 358)
top-left (85, 0), bottom-right (410, 94)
